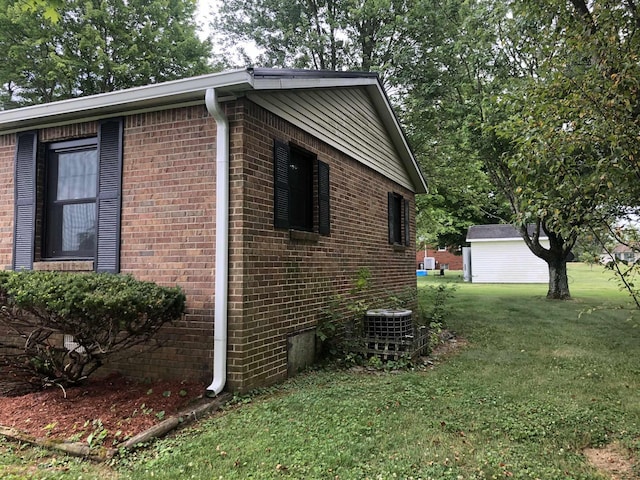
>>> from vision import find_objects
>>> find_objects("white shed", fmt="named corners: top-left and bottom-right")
top-left (466, 224), bottom-right (549, 283)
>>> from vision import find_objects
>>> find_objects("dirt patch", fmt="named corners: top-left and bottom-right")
top-left (0, 373), bottom-right (206, 448)
top-left (584, 443), bottom-right (637, 480)
top-left (429, 331), bottom-right (468, 359)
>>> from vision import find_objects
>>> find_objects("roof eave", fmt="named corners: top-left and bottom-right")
top-left (0, 69), bottom-right (254, 132)
top-left (0, 67), bottom-right (427, 194)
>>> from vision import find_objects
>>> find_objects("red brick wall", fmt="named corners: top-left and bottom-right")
top-left (0, 134), bottom-right (15, 269)
top-left (0, 134), bottom-right (17, 352)
top-left (115, 106), bottom-right (216, 381)
top-left (225, 99), bottom-right (417, 391)
top-left (0, 109), bottom-right (217, 383)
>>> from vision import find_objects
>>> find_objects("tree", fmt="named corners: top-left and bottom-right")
top-left (393, 0), bottom-right (512, 249)
top-left (0, 0), bottom-right (215, 108)
top-left (487, 0), bottom-right (640, 299)
top-left (393, 0), bottom-right (599, 299)
top-left (212, 0), bottom-right (411, 78)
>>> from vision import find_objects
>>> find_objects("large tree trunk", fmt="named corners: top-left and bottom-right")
top-left (518, 221), bottom-right (575, 300)
top-left (547, 258), bottom-right (570, 299)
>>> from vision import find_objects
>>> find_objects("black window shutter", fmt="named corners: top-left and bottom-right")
top-left (404, 197), bottom-right (410, 246)
top-left (318, 160), bottom-right (330, 235)
top-left (273, 139), bottom-right (290, 229)
top-left (13, 131), bottom-right (37, 271)
top-left (388, 192), bottom-right (395, 244)
top-left (96, 118), bottom-right (123, 273)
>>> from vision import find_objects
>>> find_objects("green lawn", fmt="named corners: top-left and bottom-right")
top-left (1, 263), bottom-right (639, 479)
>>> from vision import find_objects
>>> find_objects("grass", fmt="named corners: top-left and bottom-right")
top-left (1, 263), bottom-right (639, 479)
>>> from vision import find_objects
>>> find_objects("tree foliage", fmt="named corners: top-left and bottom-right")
top-left (16, 0), bottom-right (62, 21)
top-left (393, 0), bottom-right (512, 248)
top-left (486, 0), bottom-right (640, 298)
top-left (213, 0), bottom-right (411, 77)
top-left (0, 0), bottom-right (214, 108)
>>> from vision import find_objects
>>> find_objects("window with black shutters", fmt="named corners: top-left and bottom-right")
top-left (388, 192), bottom-right (410, 246)
top-left (273, 139), bottom-right (330, 236)
top-left (13, 118), bottom-right (123, 272)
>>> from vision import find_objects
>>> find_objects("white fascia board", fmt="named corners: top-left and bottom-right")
top-left (467, 237), bottom-right (549, 243)
top-left (0, 69), bottom-right (254, 132)
top-left (252, 76), bottom-right (379, 91)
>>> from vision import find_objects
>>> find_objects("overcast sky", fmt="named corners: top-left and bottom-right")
top-left (196, 0), bottom-right (260, 62)
top-left (196, 0), bottom-right (216, 40)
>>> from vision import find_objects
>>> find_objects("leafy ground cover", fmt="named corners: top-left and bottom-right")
top-left (1, 263), bottom-right (639, 479)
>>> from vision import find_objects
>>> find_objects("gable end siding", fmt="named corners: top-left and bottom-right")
top-left (247, 88), bottom-right (415, 192)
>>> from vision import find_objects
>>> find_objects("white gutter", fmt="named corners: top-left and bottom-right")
top-left (205, 88), bottom-right (229, 395)
top-left (0, 69), bottom-right (253, 131)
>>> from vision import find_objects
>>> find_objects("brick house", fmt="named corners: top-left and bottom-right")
top-left (415, 246), bottom-right (463, 271)
top-left (0, 68), bottom-right (427, 393)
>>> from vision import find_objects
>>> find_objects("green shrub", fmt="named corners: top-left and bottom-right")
top-left (417, 283), bottom-right (457, 349)
top-left (0, 271), bottom-right (185, 389)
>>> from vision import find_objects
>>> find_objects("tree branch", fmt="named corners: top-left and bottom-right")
top-left (569, 0), bottom-right (597, 33)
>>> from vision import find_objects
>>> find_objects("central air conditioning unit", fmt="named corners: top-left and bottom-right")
top-left (64, 334), bottom-right (85, 354)
top-left (364, 309), bottom-right (413, 338)
top-left (359, 309), bottom-right (428, 360)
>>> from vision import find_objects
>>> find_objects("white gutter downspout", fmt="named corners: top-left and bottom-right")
top-left (205, 88), bottom-right (229, 396)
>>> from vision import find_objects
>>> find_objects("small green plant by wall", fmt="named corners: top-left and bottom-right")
top-left (317, 269), bottom-right (456, 367)
top-left (317, 267), bottom-right (373, 359)
top-left (417, 283), bottom-right (457, 350)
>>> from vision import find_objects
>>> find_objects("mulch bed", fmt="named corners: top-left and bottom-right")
top-left (0, 369), bottom-right (206, 448)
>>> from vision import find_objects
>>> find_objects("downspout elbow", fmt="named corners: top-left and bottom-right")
top-left (205, 87), bottom-right (229, 396)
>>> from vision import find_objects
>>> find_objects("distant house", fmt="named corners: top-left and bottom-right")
top-left (415, 246), bottom-right (462, 271)
top-left (602, 244), bottom-right (639, 264)
top-left (0, 68), bottom-right (427, 393)
top-left (466, 224), bottom-right (549, 283)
